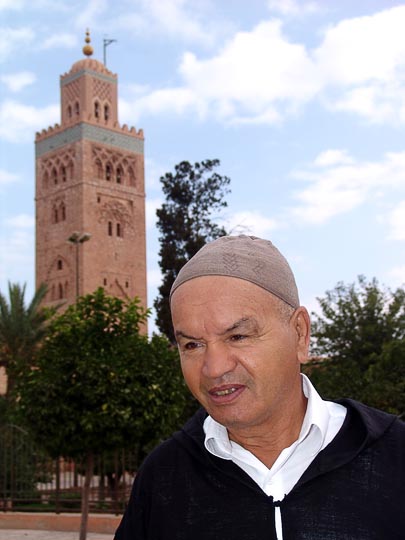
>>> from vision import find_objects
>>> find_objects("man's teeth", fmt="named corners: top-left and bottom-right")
top-left (215, 387), bottom-right (237, 396)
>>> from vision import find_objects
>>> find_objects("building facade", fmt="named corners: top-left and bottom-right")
top-left (35, 33), bottom-right (147, 310)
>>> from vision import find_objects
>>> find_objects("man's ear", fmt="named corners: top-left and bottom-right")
top-left (292, 307), bottom-right (311, 365)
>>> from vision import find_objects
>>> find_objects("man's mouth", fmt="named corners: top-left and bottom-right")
top-left (213, 387), bottom-right (238, 396)
top-left (208, 384), bottom-right (245, 402)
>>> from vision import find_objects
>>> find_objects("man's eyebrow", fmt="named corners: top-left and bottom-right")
top-left (175, 330), bottom-right (202, 341)
top-left (175, 318), bottom-right (258, 340)
top-left (223, 317), bottom-right (258, 334)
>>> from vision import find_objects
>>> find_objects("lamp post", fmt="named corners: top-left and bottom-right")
top-left (68, 232), bottom-right (91, 298)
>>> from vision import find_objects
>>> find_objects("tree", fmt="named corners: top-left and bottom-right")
top-left (366, 339), bottom-right (405, 417)
top-left (155, 159), bottom-right (231, 341)
top-left (15, 288), bottom-right (187, 540)
top-left (0, 282), bottom-right (53, 396)
top-left (304, 276), bottom-right (405, 415)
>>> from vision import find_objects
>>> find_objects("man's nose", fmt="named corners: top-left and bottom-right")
top-left (201, 342), bottom-right (237, 379)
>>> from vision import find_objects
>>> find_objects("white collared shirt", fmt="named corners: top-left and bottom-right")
top-left (203, 374), bottom-right (347, 539)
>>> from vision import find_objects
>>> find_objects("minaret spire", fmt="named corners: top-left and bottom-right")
top-left (82, 29), bottom-right (94, 57)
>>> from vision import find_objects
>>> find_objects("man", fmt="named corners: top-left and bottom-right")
top-left (115, 235), bottom-right (405, 540)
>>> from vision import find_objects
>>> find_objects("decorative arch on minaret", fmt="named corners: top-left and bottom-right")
top-left (98, 200), bottom-right (136, 238)
top-left (91, 145), bottom-right (137, 187)
top-left (40, 148), bottom-right (75, 190)
top-left (45, 255), bottom-right (71, 302)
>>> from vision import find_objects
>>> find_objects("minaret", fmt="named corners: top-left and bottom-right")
top-left (35, 31), bottom-right (147, 310)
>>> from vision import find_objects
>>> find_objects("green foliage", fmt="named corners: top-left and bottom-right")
top-left (154, 159), bottom-right (231, 341)
top-left (365, 340), bottom-right (405, 417)
top-left (305, 276), bottom-right (405, 416)
top-left (15, 288), bottom-right (188, 462)
top-left (0, 282), bottom-right (54, 395)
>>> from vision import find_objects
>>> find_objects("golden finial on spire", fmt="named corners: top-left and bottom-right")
top-left (82, 29), bottom-right (94, 57)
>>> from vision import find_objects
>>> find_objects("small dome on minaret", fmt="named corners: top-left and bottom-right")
top-left (82, 29), bottom-right (94, 57)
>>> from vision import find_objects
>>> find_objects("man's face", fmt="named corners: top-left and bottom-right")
top-left (171, 276), bottom-right (310, 436)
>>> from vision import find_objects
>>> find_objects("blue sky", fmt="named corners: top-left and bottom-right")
top-left (1, 0), bottom-right (405, 331)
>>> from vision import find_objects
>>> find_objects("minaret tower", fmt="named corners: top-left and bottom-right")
top-left (35, 31), bottom-right (147, 310)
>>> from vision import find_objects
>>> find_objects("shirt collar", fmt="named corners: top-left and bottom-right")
top-left (204, 373), bottom-right (331, 460)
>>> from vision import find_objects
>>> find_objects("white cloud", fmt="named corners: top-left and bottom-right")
top-left (0, 0), bottom-right (24, 9)
top-left (147, 267), bottom-right (163, 289)
top-left (267, 0), bottom-right (319, 16)
top-left (0, 100), bottom-right (59, 143)
top-left (180, 22), bottom-right (319, 116)
top-left (131, 20), bottom-right (320, 123)
top-left (128, 5), bottom-right (405, 126)
top-left (121, 87), bottom-right (201, 122)
top-left (142, 0), bottom-right (215, 46)
top-left (74, 0), bottom-right (108, 29)
top-left (224, 210), bottom-right (280, 237)
top-left (387, 201), bottom-right (405, 241)
top-left (113, 0), bottom-right (221, 47)
top-left (388, 264), bottom-right (405, 286)
top-left (332, 83), bottom-right (405, 124)
top-left (40, 33), bottom-right (78, 50)
top-left (146, 198), bottom-right (162, 230)
top-left (0, 71), bottom-right (36, 92)
top-left (315, 7), bottom-right (405, 85)
top-left (313, 149), bottom-right (354, 167)
top-left (6, 214), bottom-right (34, 228)
top-left (0, 169), bottom-right (19, 185)
top-left (84, 0), bottom-right (216, 46)
top-left (316, 6), bottom-right (405, 123)
top-left (0, 227), bottom-right (34, 290)
top-left (0, 27), bottom-right (35, 62)
top-left (144, 158), bottom-right (169, 190)
top-left (290, 150), bottom-right (405, 224)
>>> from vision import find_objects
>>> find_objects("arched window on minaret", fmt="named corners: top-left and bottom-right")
top-left (128, 166), bottom-right (136, 186)
top-left (116, 166), bottom-right (122, 184)
top-left (104, 104), bottom-right (110, 122)
top-left (75, 101), bottom-right (80, 116)
top-left (52, 167), bottom-right (58, 185)
top-left (53, 206), bottom-right (59, 224)
top-left (106, 163), bottom-right (112, 181)
top-left (95, 159), bottom-right (103, 179)
top-left (68, 105), bottom-right (72, 119)
top-left (51, 284), bottom-right (56, 301)
top-left (67, 161), bottom-right (74, 180)
top-left (58, 283), bottom-right (64, 299)
top-left (117, 223), bottom-right (122, 237)
top-left (61, 166), bottom-right (67, 182)
top-left (94, 101), bottom-right (100, 119)
top-left (43, 170), bottom-right (49, 188)
top-left (108, 221), bottom-right (113, 236)
top-left (57, 259), bottom-right (63, 270)
top-left (60, 202), bottom-right (66, 221)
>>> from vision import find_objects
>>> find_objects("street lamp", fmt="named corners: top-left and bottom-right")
top-left (68, 232), bottom-right (91, 298)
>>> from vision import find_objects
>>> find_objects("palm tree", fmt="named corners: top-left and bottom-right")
top-left (0, 282), bottom-right (51, 396)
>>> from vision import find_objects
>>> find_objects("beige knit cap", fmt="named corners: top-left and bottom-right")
top-left (170, 235), bottom-right (299, 308)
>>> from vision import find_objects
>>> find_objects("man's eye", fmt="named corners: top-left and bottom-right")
top-left (229, 334), bottom-right (246, 342)
top-left (184, 341), bottom-right (200, 350)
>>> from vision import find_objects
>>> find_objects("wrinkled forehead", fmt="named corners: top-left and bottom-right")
top-left (170, 275), bottom-right (282, 322)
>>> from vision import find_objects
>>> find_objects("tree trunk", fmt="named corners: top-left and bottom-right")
top-left (79, 452), bottom-right (94, 540)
